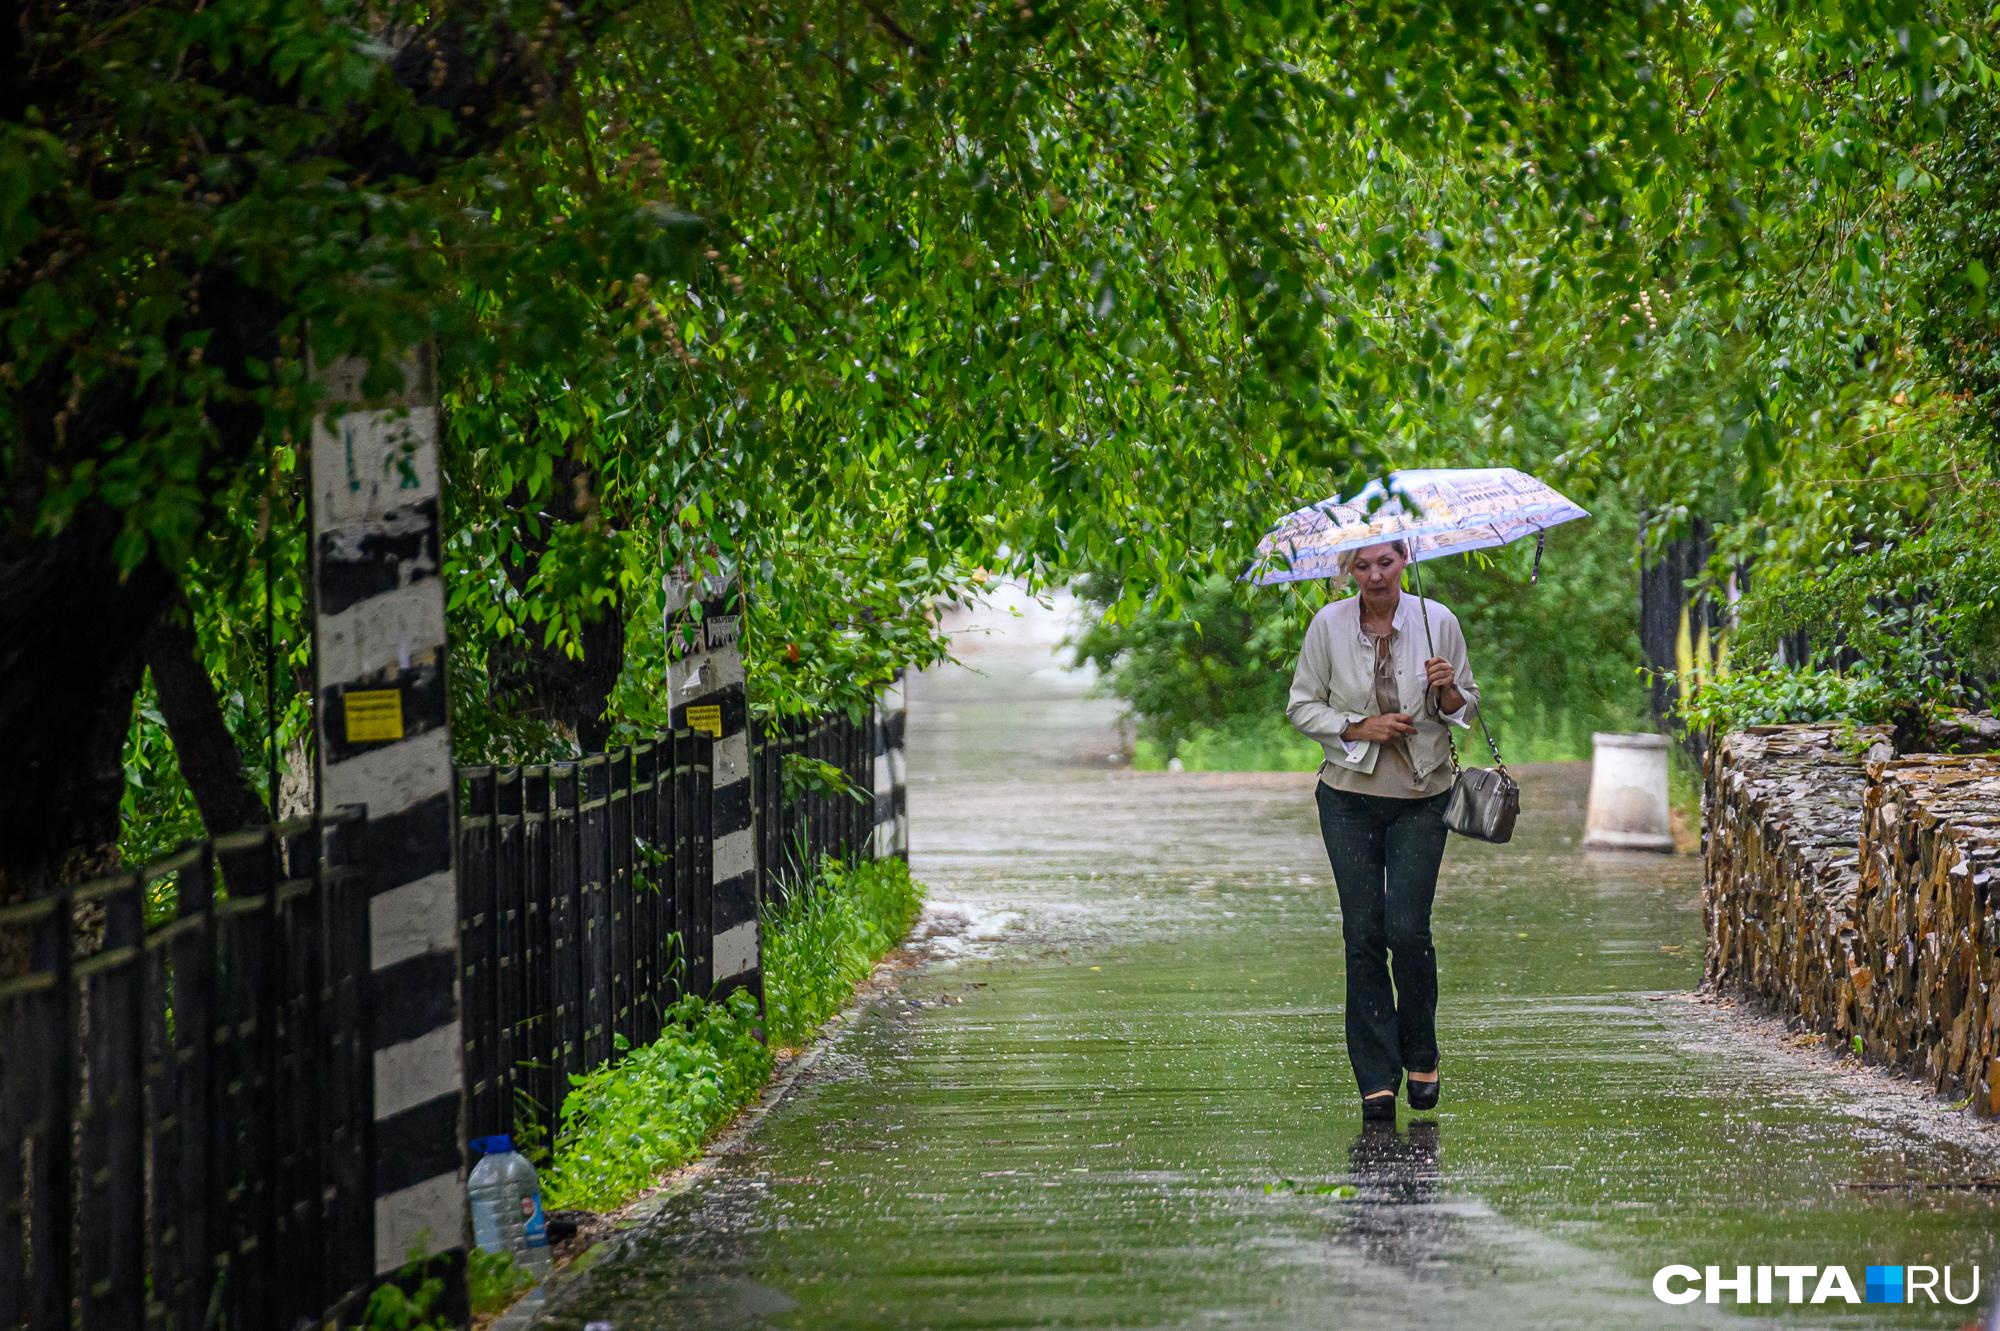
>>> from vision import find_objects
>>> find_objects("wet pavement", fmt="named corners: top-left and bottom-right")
top-left (534, 588), bottom-right (2000, 1330)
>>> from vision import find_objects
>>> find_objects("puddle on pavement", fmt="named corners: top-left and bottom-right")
top-left (533, 592), bottom-right (2000, 1330)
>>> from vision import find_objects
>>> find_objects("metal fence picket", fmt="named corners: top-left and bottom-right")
top-left (1, 810), bottom-right (373, 1331)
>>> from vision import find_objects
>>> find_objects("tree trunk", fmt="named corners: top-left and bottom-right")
top-left (0, 273), bottom-right (280, 905)
top-left (0, 511), bottom-right (169, 905)
top-left (145, 589), bottom-right (271, 839)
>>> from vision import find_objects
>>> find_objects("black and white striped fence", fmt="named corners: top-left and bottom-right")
top-left (456, 737), bottom-right (715, 1146)
top-left (18, 486), bottom-right (918, 1323)
top-left (309, 353), bottom-right (466, 1274)
top-left (0, 815), bottom-right (376, 1331)
top-left (663, 568), bottom-right (759, 1002)
top-left (750, 710), bottom-right (881, 904)
top-left (873, 669), bottom-right (909, 861)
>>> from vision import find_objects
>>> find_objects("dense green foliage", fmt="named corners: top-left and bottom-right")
top-left (1670, 664), bottom-right (1919, 733)
top-left (1600, 29), bottom-right (2000, 734)
top-left (1912, 103), bottom-right (2000, 472)
top-left (1703, 523), bottom-right (2000, 734)
top-left (4, 0), bottom-right (1994, 875)
top-left (762, 856), bottom-right (926, 1048)
top-left (542, 988), bottom-right (773, 1212)
top-left (1064, 5), bottom-right (2000, 759)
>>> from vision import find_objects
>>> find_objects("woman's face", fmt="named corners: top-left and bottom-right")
top-left (1349, 543), bottom-right (1409, 597)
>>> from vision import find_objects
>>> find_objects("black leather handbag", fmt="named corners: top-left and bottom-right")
top-left (1440, 715), bottom-right (1519, 844)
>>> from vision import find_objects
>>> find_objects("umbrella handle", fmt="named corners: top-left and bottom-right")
top-left (1408, 557), bottom-right (1438, 657)
top-left (1407, 557), bottom-right (1441, 717)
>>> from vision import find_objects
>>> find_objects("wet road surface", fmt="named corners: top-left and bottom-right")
top-left (534, 589), bottom-right (2000, 1330)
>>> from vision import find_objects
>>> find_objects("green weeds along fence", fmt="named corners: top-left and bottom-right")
top-left (2, 709), bottom-right (889, 1329)
top-left (0, 813), bottom-right (374, 1331)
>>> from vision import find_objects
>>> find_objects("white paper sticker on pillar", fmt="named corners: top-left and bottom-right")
top-left (664, 559), bottom-right (741, 709)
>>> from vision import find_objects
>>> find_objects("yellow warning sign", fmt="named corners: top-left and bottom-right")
top-left (344, 689), bottom-right (405, 743)
top-left (686, 704), bottom-right (723, 738)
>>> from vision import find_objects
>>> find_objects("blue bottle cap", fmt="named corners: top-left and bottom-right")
top-left (469, 1134), bottom-right (514, 1156)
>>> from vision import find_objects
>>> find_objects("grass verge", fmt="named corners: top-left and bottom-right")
top-left (1130, 700), bottom-right (1650, 772)
top-left (1131, 713), bottom-right (1322, 772)
top-left (762, 855), bottom-right (925, 1049)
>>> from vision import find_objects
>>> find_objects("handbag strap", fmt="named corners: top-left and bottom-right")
top-left (1471, 703), bottom-right (1509, 776)
top-left (1407, 562), bottom-right (1508, 778)
top-left (1442, 708), bottom-right (1509, 778)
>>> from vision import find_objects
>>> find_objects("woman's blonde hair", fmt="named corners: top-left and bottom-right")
top-left (1335, 538), bottom-right (1412, 580)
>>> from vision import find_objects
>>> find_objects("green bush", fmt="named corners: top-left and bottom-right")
top-left (358, 1279), bottom-right (450, 1331)
top-left (762, 856), bottom-right (925, 1048)
top-left (1732, 526), bottom-right (2000, 706)
top-left (1068, 571), bottom-right (1296, 760)
top-left (1667, 663), bottom-right (1936, 734)
top-left (358, 1246), bottom-right (456, 1331)
top-left (541, 989), bottom-right (772, 1213)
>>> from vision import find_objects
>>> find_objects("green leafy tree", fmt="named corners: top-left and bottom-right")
top-left (4, 0), bottom-right (1981, 898)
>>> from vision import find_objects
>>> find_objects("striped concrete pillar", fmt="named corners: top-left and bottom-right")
top-left (872, 670), bottom-right (908, 861)
top-left (664, 565), bottom-right (757, 1000)
top-left (309, 352), bottom-right (466, 1273)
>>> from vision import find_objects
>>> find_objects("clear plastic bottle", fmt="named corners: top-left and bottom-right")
top-left (467, 1135), bottom-right (550, 1275)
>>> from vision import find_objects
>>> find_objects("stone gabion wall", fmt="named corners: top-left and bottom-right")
top-left (1703, 724), bottom-right (2000, 1115)
top-left (1855, 758), bottom-right (2000, 1113)
top-left (1702, 726), bottom-right (1885, 1035)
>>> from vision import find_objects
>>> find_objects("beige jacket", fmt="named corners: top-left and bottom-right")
top-left (1285, 593), bottom-right (1479, 785)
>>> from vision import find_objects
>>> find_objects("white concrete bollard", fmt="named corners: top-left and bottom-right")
top-left (1582, 732), bottom-right (1676, 852)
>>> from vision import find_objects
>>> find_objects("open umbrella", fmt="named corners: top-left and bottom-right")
top-left (1244, 467), bottom-right (1591, 715)
top-left (1242, 467), bottom-right (1589, 590)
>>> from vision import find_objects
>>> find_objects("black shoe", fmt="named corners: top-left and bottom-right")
top-left (1406, 1072), bottom-right (1439, 1112)
top-left (1361, 1092), bottom-right (1397, 1124)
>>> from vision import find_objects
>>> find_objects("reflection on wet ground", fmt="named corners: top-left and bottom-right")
top-left (534, 589), bottom-right (2000, 1330)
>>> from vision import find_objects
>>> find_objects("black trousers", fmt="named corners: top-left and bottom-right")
top-left (1314, 782), bottom-right (1452, 1096)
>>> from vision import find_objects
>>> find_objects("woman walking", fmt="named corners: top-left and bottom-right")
top-left (1285, 539), bottom-right (1480, 1122)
